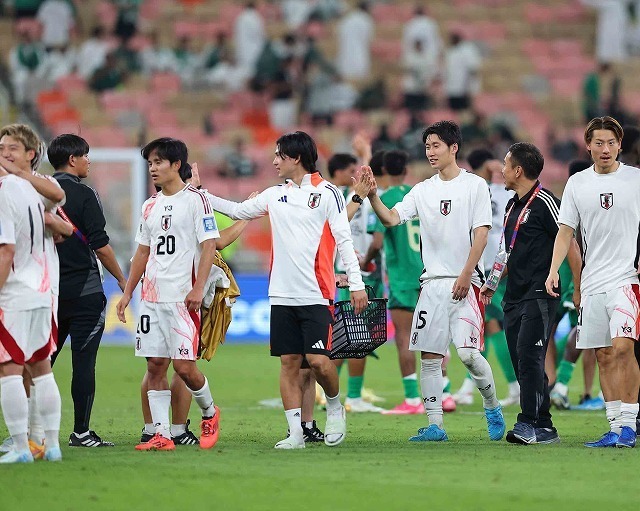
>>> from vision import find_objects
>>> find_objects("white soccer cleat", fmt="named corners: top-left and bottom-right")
top-left (324, 406), bottom-right (347, 447)
top-left (499, 389), bottom-right (521, 407)
top-left (0, 436), bottom-right (13, 453)
top-left (345, 397), bottom-right (384, 413)
top-left (453, 392), bottom-right (474, 405)
top-left (0, 449), bottom-right (34, 464)
top-left (274, 436), bottom-right (305, 449)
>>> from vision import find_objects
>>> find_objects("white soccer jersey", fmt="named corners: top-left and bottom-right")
top-left (485, 182), bottom-right (514, 271)
top-left (34, 172), bottom-right (65, 295)
top-left (136, 184), bottom-right (220, 303)
top-left (558, 162), bottom-right (640, 296)
top-left (0, 175), bottom-right (51, 311)
top-left (392, 170), bottom-right (492, 287)
top-left (208, 172), bottom-right (365, 306)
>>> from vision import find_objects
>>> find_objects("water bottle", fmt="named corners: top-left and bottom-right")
top-left (486, 249), bottom-right (508, 292)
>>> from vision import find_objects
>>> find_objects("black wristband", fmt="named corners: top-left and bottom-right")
top-left (352, 194), bottom-right (364, 204)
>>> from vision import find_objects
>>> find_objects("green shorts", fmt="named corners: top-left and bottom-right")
top-left (336, 278), bottom-right (385, 302)
top-left (485, 278), bottom-right (506, 323)
top-left (388, 287), bottom-right (420, 311)
top-left (555, 285), bottom-right (577, 326)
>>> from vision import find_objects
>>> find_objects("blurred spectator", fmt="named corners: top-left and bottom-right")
top-left (402, 5), bottom-right (442, 64)
top-left (173, 35), bottom-right (201, 85)
top-left (7, 0), bottom-right (44, 18)
top-left (77, 26), bottom-right (112, 80)
top-left (620, 125), bottom-right (640, 165)
top-left (36, 0), bottom-right (75, 51)
top-left (302, 36), bottom-right (335, 76)
top-left (252, 39), bottom-right (281, 91)
top-left (205, 52), bottom-right (250, 92)
top-left (372, 124), bottom-right (399, 153)
top-left (42, 42), bottom-right (77, 83)
top-left (548, 126), bottom-right (580, 163)
top-left (234, 2), bottom-right (266, 75)
top-left (460, 111), bottom-right (490, 146)
top-left (112, 36), bottom-right (141, 73)
top-left (444, 32), bottom-right (482, 111)
top-left (305, 63), bottom-right (357, 120)
top-left (308, 0), bottom-right (346, 21)
top-left (201, 33), bottom-right (229, 71)
top-left (336, 2), bottom-right (374, 80)
top-left (89, 52), bottom-right (126, 92)
top-left (219, 138), bottom-right (257, 178)
top-left (140, 31), bottom-right (178, 75)
top-left (112, 0), bottom-right (141, 41)
top-left (568, 159), bottom-right (593, 176)
top-left (268, 56), bottom-right (298, 129)
top-left (582, 62), bottom-right (621, 121)
top-left (281, 0), bottom-right (314, 29)
top-left (580, 0), bottom-right (630, 63)
top-left (8, 26), bottom-right (46, 105)
top-left (402, 39), bottom-right (439, 110)
top-left (354, 78), bottom-right (385, 110)
top-left (273, 33), bottom-right (305, 60)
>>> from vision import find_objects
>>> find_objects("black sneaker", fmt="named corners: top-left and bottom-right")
top-left (140, 428), bottom-right (153, 443)
top-left (69, 430), bottom-right (115, 447)
top-left (535, 427), bottom-right (560, 444)
top-left (302, 420), bottom-right (324, 443)
top-left (171, 419), bottom-right (199, 446)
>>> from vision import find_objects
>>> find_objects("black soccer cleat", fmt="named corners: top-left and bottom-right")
top-left (171, 419), bottom-right (199, 446)
top-left (140, 428), bottom-right (153, 443)
top-left (302, 420), bottom-right (325, 443)
top-left (69, 430), bottom-right (115, 447)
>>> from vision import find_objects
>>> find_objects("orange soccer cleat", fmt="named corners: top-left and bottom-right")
top-left (135, 433), bottom-right (175, 451)
top-left (200, 406), bottom-right (220, 449)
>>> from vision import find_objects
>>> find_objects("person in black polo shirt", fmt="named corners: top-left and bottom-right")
top-left (48, 134), bottom-right (127, 448)
top-left (480, 142), bottom-right (581, 445)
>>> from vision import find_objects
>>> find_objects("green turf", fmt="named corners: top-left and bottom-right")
top-left (1, 344), bottom-right (638, 511)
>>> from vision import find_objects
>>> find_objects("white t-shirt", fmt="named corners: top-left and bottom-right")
top-left (336, 10), bottom-right (374, 79)
top-left (0, 175), bottom-right (51, 311)
top-left (445, 41), bottom-right (482, 97)
top-left (37, 0), bottom-right (75, 48)
top-left (393, 170), bottom-right (492, 287)
top-left (558, 162), bottom-right (640, 296)
top-left (233, 8), bottom-right (266, 72)
top-left (485, 182), bottom-right (514, 272)
top-left (136, 185), bottom-right (220, 303)
top-left (402, 15), bottom-right (442, 62)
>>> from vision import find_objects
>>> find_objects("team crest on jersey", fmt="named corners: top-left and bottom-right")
top-left (521, 208), bottom-right (531, 223)
top-left (600, 193), bottom-right (613, 210)
top-left (308, 193), bottom-right (321, 209)
top-left (440, 200), bottom-right (451, 216)
top-left (161, 215), bottom-right (171, 231)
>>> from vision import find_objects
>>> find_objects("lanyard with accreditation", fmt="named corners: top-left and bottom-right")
top-left (485, 183), bottom-right (542, 291)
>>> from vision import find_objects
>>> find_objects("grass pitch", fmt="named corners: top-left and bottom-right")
top-left (1, 344), bottom-right (638, 511)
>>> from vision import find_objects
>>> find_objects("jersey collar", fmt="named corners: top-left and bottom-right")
top-left (515, 180), bottom-right (540, 203)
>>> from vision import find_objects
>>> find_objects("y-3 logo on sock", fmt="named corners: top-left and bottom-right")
top-left (423, 397), bottom-right (437, 403)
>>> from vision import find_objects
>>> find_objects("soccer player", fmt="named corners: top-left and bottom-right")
top-left (208, 131), bottom-right (368, 449)
top-left (116, 138), bottom-right (220, 451)
top-left (0, 159), bottom-right (63, 463)
top-left (362, 120), bottom-right (506, 441)
top-left (0, 124), bottom-right (71, 457)
top-left (453, 149), bottom-right (520, 407)
top-left (546, 116), bottom-right (640, 448)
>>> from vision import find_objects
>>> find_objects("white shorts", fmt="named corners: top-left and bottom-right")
top-left (51, 293), bottom-right (58, 347)
top-left (134, 301), bottom-right (200, 360)
top-left (576, 284), bottom-right (640, 349)
top-left (0, 308), bottom-right (54, 364)
top-left (409, 279), bottom-right (485, 355)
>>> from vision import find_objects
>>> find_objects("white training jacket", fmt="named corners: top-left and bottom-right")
top-left (208, 172), bottom-right (365, 306)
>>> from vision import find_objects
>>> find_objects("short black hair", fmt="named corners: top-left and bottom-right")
top-left (383, 150), bottom-right (408, 176)
top-left (141, 137), bottom-right (189, 176)
top-left (467, 148), bottom-right (494, 172)
top-left (47, 134), bottom-right (90, 170)
top-left (327, 153), bottom-right (357, 178)
top-left (568, 159), bottom-right (591, 176)
top-left (370, 150), bottom-right (385, 176)
top-left (508, 142), bottom-right (544, 180)
top-left (422, 120), bottom-right (462, 154)
top-left (275, 131), bottom-right (318, 173)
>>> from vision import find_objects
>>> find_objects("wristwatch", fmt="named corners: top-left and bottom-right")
top-left (351, 194), bottom-right (364, 204)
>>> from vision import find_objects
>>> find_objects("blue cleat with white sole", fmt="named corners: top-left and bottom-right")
top-left (409, 424), bottom-right (448, 442)
top-left (615, 426), bottom-right (636, 448)
top-left (584, 431), bottom-right (619, 448)
top-left (0, 449), bottom-right (34, 464)
top-left (485, 405), bottom-right (506, 441)
top-left (44, 446), bottom-right (63, 461)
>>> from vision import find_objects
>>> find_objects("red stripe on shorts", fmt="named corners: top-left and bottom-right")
top-left (0, 319), bottom-right (25, 365)
top-left (471, 284), bottom-right (485, 351)
top-left (189, 310), bottom-right (201, 354)
top-left (631, 283), bottom-right (640, 341)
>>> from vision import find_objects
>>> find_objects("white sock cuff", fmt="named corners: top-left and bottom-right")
top-left (621, 402), bottom-right (640, 413)
top-left (0, 374), bottom-right (23, 386)
top-left (148, 389), bottom-right (171, 399)
top-left (32, 373), bottom-right (56, 385)
top-left (403, 373), bottom-right (417, 381)
top-left (190, 376), bottom-right (209, 396)
top-left (421, 358), bottom-right (442, 374)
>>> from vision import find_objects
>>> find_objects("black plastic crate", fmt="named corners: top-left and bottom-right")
top-left (330, 294), bottom-right (388, 359)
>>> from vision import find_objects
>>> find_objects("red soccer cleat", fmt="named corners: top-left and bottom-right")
top-left (200, 406), bottom-right (220, 449)
top-left (135, 433), bottom-right (175, 451)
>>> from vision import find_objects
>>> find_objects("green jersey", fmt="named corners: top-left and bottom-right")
top-left (369, 185), bottom-right (423, 292)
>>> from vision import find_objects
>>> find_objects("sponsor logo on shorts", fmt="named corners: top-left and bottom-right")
top-left (178, 346), bottom-right (190, 357)
top-left (600, 193), bottom-right (614, 210)
top-left (161, 215), bottom-right (171, 231)
top-left (308, 193), bottom-right (321, 209)
top-left (440, 200), bottom-right (451, 216)
top-left (411, 332), bottom-right (418, 345)
top-left (203, 217), bottom-right (216, 232)
top-left (312, 340), bottom-right (325, 350)
top-left (135, 336), bottom-right (141, 351)
top-left (468, 334), bottom-right (478, 347)
top-left (621, 324), bottom-right (632, 336)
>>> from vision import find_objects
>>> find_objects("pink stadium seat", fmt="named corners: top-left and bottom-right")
top-left (524, 4), bottom-right (554, 24)
top-left (219, 2), bottom-right (244, 24)
top-left (56, 74), bottom-right (87, 93)
top-left (371, 40), bottom-right (402, 62)
top-left (333, 110), bottom-right (366, 131)
top-left (100, 91), bottom-right (136, 112)
top-left (371, 3), bottom-right (413, 23)
top-left (174, 20), bottom-right (202, 39)
top-left (150, 73), bottom-right (182, 95)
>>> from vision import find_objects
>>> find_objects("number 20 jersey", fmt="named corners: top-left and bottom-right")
top-left (136, 185), bottom-right (219, 303)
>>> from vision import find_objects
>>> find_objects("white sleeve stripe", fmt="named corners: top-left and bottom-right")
top-left (537, 192), bottom-right (559, 220)
top-left (538, 190), bottom-right (559, 215)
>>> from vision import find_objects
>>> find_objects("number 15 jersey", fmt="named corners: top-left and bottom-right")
top-left (135, 184), bottom-right (220, 303)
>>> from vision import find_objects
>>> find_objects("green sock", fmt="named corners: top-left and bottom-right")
top-left (556, 359), bottom-right (575, 386)
top-left (555, 334), bottom-right (569, 367)
top-left (347, 375), bottom-right (363, 399)
top-left (487, 331), bottom-right (517, 384)
top-left (337, 363), bottom-right (343, 376)
top-left (402, 375), bottom-right (420, 399)
top-left (442, 377), bottom-right (451, 393)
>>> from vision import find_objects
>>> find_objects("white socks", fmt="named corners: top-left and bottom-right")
top-left (148, 390), bottom-right (171, 439)
top-left (420, 359), bottom-right (443, 427)
top-left (171, 423), bottom-right (186, 437)
top-left (285, 408), bottom-right (303, 440)
top-left (325, 392), bottom-right (342, 414)
top-left (553, 382), bottom-right (568, 397)
top-left (188, 377), bottom-right (216, 418)
top-left (605, 400), bottom-right (622, 434)
top-left (28, 385), bottom-right (45, 443)
top-left (32, 373), bottom-right (61, 449)
top-left (620, 402), bottom-right (639, 431)
top-left (458, 348), bottom-right (500, 409)
top-left (0, 375), bottom-right (29, 452)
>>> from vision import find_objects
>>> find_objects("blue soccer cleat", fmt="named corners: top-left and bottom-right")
top-left (485, 405), bottom-right (506, 441)
top-left (506, 421), bottom-right (537, 444)
top-left (409, 424), bottom-right (448, 442)
top-left (584, 430), bottom-right (619, 448)
top-left (44, 446), bottom-right (63, 461)
top-left (573, 396), bottom-right (605, 411)
top-left (0, 449), bottom-right (34, 464)
top-left (615, 426), bottom-right (636, 448)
